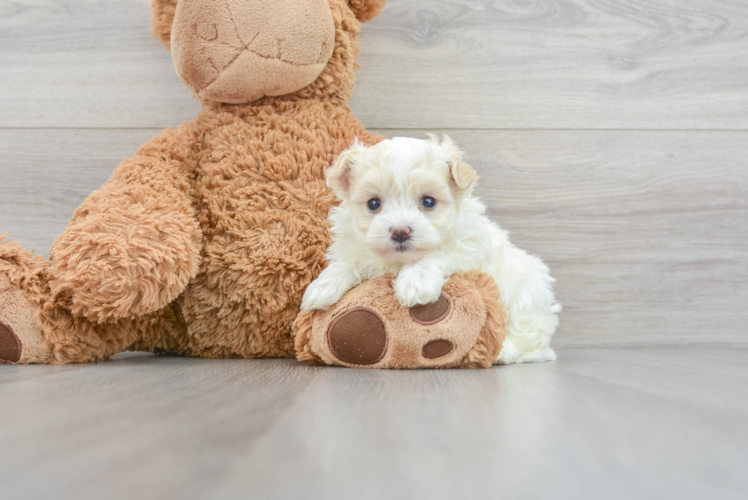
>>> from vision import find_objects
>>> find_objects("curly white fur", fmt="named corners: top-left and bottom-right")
top-left (301, 136), bottom-right (560, 364)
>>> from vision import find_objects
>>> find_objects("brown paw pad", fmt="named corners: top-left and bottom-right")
top-left (0, 321), bottom-right (21, 363)
top-left (422, 339), bottom-right (454, 359)
top-left (327, 308), bottom-right (387, 366)
top-left (410, 294), bottom-right (451, 325)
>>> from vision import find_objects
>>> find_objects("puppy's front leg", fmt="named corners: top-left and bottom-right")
top-left (394, 253), bottom-right (455, 307)
top-left (301, 263), bottom-right (362, 311)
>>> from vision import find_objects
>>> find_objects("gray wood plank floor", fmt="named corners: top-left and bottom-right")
top-left (1, 347), bottom-right (746, 500)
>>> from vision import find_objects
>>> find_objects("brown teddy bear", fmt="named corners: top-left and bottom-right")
top-left (0, 0), bottom-right (505, 368)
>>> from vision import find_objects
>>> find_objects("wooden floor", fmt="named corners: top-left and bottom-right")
top-left (1, 0), bottom-right (748, 498)
top-left (1, 347), bottom-right (746, 499)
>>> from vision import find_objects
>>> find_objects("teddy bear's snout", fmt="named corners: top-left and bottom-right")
top-left (170, 0), bottom-right (335, 104)
top-left (226, 0), bottom-right (335, 65)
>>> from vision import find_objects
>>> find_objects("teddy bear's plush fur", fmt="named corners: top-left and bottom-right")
top-left (0, 0), bottom-right (386, 364)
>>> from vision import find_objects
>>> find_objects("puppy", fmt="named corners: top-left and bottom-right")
top-left (301, 136), bottom-right (560, 364)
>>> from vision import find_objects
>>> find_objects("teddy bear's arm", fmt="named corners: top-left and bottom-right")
top-left (48, 125), bottom-right (203, 323)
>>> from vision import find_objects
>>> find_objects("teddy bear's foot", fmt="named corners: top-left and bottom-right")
top-left (323, 296), bottom-right (454, 365)
top-left (0, 276), bottom-right (49, 364)
top-left (293, 271), bottom-right (507, 369)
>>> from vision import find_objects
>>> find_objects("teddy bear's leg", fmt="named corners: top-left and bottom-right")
top-left (0, 233), bottom-right (53, 363)
top-left (294, 271), bottom-right (507, 369)
top-left (1, 128), bottom-right (202, 363)
top-left (0, 236), bottom-right (93, 363)
top-left (0, 279), bottom-right (45, 363)
top-left (48, 129), bottom-right (203, 325)
top-left (1, 234), bottom-right (187, 364)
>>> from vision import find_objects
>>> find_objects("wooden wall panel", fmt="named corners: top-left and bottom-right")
top-left (1, 0), bottom-right (747, 129)
top-left (2, 128), bottom-right (745, 346)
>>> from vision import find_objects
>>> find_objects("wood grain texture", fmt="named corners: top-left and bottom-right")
top-left (0, 347), bottom-right (746, 499)
top-left (1, 0), bottom-right (748, 129)
top-left (436, 129), bottom-right (748, 347)
top-left (1, 128), bottom-right (746, 347)
top-left (0, 129), bottom-right (155, 253)
top-left (357, 0), bottom-right (748, 129)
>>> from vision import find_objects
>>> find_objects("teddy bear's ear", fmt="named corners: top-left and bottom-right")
top-left (348, 0), bottom-right (387, 23)
top-left (150, 0), bottom-right (178, 49)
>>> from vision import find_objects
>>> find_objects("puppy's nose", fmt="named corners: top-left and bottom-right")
top-left (390, 226), bottom-right (412, 243)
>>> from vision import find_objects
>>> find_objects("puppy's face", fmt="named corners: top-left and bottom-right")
top-left (327, 136), bottom-right (478, 264)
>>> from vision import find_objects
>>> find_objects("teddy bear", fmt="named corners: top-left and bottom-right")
top-left (0, 0), bottom-right (506, 368)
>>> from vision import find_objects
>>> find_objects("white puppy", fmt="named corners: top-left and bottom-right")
top-left (301, 136), bottom-right (560, 364)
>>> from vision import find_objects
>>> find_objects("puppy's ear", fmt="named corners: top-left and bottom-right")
top-left (449, 157), bottom-right (479, 192)
top-left (433, 134), bottom-right (478, 193)
top-left (327, 140), bottom-right (365, 199)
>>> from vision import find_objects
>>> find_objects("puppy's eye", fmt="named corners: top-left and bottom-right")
top-left (421, 196), bottom-right (436, 210)
top-left (367, 198), bottom-right (381, 211)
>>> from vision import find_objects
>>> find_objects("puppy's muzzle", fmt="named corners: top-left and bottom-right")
top-left (390, 227), bottom-right (412, 243)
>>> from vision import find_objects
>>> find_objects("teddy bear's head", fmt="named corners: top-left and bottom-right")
top-left (150, 0), bottom-right (385, 105)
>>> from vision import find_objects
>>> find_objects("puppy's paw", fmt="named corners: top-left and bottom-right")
top-left (394, 266), bottom-right (444, 307)
top-left (301, 277), bottom-right (349, 311)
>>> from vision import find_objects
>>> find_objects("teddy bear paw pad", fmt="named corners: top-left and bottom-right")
top-left (422, 339), bottom-right (453, 359)
top-left (327, 308), bottom-right (387, 365)
top-left (410, 294), bottom-right (451, 324)
top-left (0, 322), bottom-right (22, 363)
